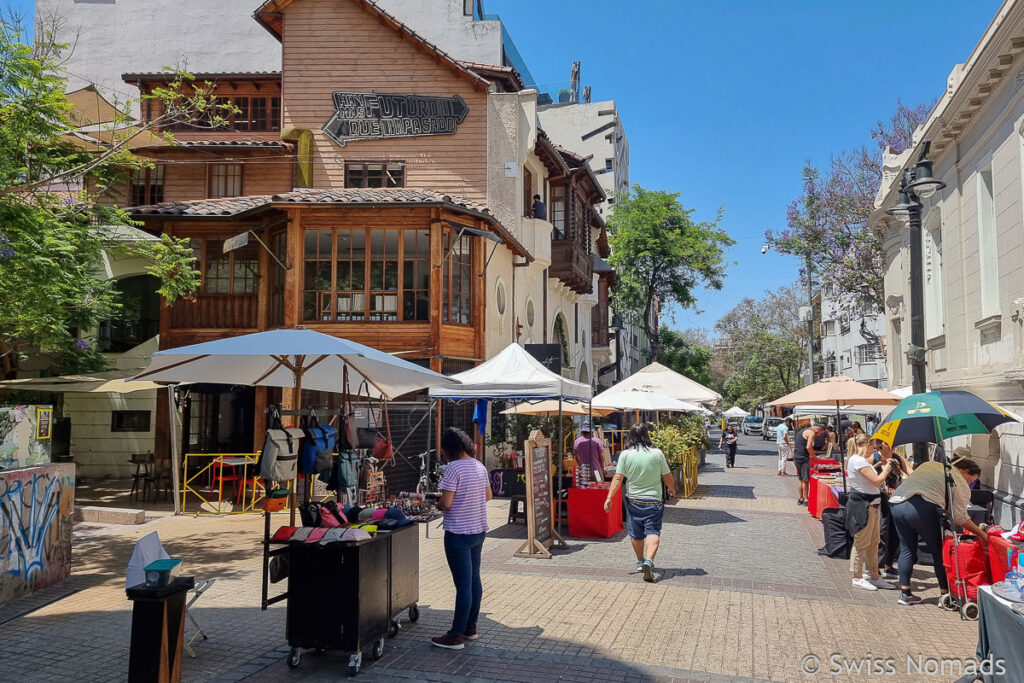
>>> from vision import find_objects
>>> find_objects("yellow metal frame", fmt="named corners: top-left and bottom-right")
top-left (182, 452), bottom-right (266, 514)
top-left (682, 446), bottom-right (700, 498)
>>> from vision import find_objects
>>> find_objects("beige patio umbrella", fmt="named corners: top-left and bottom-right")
top-left (501, 401), bottom-right (614, 417)
top-left (768, 376), bottom-right (901, 489)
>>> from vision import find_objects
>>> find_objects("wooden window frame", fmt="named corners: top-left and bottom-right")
top-left (192, 237), bottom-right (260, 296)
top-left (442, 228), bottom-right (474, 326)
top-left (129, 164), bottom-right (165, 206)
top-left (165, 95), bottom-right (281, 132)
top-left (345, 162), bottom-right (405, 188)
top-left (301, 227), bottom-right (431, 324)
top-left (208, 163), bottom-right (244, 198)
top-left (111, 410), bottom-right (152, 433)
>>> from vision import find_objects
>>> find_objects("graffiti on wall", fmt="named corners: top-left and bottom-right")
top-left (0, 405), bottom-right (53, 469)
top-left (0, 463), bottom-right (75, 603)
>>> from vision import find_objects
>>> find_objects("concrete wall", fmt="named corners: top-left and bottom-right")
top-left (0, 463), bottom-right (75, 604)
top-left (36, 0), bottom-right (280, 107)
top-left (874, 10), bottom-right (1024, 524)
top-left (374, 0), bottom-right (503, 65)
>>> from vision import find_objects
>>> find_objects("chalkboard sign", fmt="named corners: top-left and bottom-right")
top-left (515, 430), bottom-right (565, 558)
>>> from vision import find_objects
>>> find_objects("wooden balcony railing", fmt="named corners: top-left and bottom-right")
top-left (549, 239), bottom-right (593, 294)
top-left (170, 294), bottom-right (259, 329)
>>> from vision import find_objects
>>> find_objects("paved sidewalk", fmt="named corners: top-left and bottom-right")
top-left (0, 434), bottom-right (986, 682)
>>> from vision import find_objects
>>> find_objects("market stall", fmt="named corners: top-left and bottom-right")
top-left (972, 585), bottom-right (1024, 682)
top-left (133, 328), bottom-right (456, 674)
top-left (429, 343), bottom-right (592, 549)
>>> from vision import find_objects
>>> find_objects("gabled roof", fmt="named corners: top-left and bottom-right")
top-left (555, 144), bottom-right (607, 202)
top-left (253, 0), bottom-right (489, 92)
top-left (123, 71), bottom-right (281, 84)
top-left (130, 188), bottom-right (529, 259)
top-left (458, 61), bottom-right (525, 92)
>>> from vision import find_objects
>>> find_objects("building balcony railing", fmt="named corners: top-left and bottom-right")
top-left (549, 239), bottom-right (593, 294)
top-left (521, 217), bottom-right (552, 266)
top-left (170, 294), bottom-right (259, 329)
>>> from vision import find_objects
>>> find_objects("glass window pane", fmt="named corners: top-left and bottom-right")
top-left (371, 231), bottom-right (385, 257)
top-left (351, 229), bottom-right (365, 258)
top-left (347, 166), bottom-right (364, 188)
top-left (303, 292), bottom-right (317, 320)
top-left (385, 261), bottom-right (398, 289)
top-left (318, 229), bottom-right (331, 256)
top-left (337, 229), bottom-right (351, 257)
top-left (385, 230), bottom-right (399, 258)
top-left (366, 164), bottom-right (384, 187)
top-left (351, 263), bottom-right (365, 289)
top-left (318, 292), bottom-right (332, 321)
top-left (304, 230), bottom-right (317, 258)
top-left (336, 261), bottom-right (350, 289)
top-left (370, 262), bottom-right (383, 289)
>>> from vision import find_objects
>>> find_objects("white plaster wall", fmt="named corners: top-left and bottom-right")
top-left (374, 0), bottom-right (502, 65)
top-left (537, 100), bottom-right (630, 216)
top-left (64, 390), bottom-right (156, 479)
top-left (36, 0), bottom-right (280, 107)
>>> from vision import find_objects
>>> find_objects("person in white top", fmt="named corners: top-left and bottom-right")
top-left (888, 457), bottom-right (987, 606)
top-left (776, 418), bottom-right (792, 476)
top-left (846, 434), bottom-right (892, 591)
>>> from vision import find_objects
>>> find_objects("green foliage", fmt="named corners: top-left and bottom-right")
top-left (655, 326), bottom-right (712, 386)
top-left (714, 283), bottom-right (807, 408)
top-left (0, 17), bottom-right (225, 376)
top-left (608, 185), bottom-right (734, 359)
top-left (651, 415), bottom-right (707, 469)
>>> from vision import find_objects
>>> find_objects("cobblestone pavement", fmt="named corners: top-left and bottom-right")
top-left (0, 433), bottom-right (986, 682)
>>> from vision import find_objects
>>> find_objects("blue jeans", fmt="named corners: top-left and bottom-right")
top-left (891, 496), bottom-right (947, 591)
top-left (625, 499), bottom-right (664, 540)
top-left (443, 531), bottom-right (485, 636)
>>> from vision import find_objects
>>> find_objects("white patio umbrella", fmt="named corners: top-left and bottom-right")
top-left (592, 389), bottom-right (703, 413)
top-left (133, 328), bottom-right (457, 521)
top-left (722, 406), bottom-right (750, 418)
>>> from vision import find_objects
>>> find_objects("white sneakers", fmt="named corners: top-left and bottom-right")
top-left (853, 576), bottom-right (892, 591)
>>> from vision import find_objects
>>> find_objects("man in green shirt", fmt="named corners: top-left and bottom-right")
top-left (604, 423), bottom-right (675, 582)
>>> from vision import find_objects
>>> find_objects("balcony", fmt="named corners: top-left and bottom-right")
top-left (170, 294), bottom-right (259, 329)
top-left (549, 239), bottom-right (593, 294)
top-left (520, 217), bottom-right (553, 266)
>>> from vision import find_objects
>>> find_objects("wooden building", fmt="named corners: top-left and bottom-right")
top-left (116, 0), bottom-right (611, 463)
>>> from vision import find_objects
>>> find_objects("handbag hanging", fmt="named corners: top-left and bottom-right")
top-left (371, 399), bottom-right (393, 460)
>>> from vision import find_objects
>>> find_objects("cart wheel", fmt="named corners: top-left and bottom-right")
top-left (287, 648), bottom-right (302, 669)
top-left (939, 593), bottom-right (958, 611)
top-left (370, 638), bottom-right (385, 661)
top-left (962, 601), bottom-right (979, 620)
top-left (408, 604), bottom-right (420, 622)
top-left (388, 620), bottom-right (400, 638)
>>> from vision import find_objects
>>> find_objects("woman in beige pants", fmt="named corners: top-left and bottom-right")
top-left (846, 434), bottom-right (892, 591)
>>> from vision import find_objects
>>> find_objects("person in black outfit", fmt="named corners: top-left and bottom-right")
top-left (792, 422), bottom-right (825, 505)
top-left (874, 439), bottom-right (911, 579)
top-left (531, 194), bottom-right (546, 220)
top-left (719, 425), bottom-right (739, 468)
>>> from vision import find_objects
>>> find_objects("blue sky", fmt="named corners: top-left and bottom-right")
top-left (486, 0), bottom-right (1001, 333)
top-left (3, 0), bottom-right (1002, 335)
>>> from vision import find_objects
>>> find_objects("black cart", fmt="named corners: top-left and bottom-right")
top-left (266, 522), bottom-right (421, 676)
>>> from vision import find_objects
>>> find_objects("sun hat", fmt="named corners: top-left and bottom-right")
top-left (372, 508), bottom-right (388, 521)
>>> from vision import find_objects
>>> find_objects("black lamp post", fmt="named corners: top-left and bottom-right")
top-left (884, 139), bottom-right (946, 465)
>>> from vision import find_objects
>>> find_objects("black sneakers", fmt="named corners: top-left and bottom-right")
top-left (897, 591), bottom-right (921, 606)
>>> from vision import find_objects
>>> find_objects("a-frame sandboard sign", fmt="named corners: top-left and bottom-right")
top-left (514, 429), bottom-right (566, 558)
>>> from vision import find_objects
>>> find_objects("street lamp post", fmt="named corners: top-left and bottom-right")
top-left (885, 139), bottom-right (946, 465)
top-left (762, 244), bottom-right (815, 385)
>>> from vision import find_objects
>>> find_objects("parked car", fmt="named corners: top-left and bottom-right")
top-left (741, 415), bottom-right (763, 435)
top-left (762, 417), bottom-right (784, 440)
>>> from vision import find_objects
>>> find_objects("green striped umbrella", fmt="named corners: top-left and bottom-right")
top-left (872, 390), bottom-right (1019, 448)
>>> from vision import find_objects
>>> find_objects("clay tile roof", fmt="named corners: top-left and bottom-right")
top-left (266, 188), bottom-right (491, 215)
top-left (132, 195), bottom-right (273, 217)
top-left (457, 61), bottom-right (526, 91)
top-left (134, 139), bottom-right (294, 151)
top-left (122, 71), bottom-right (281, 83)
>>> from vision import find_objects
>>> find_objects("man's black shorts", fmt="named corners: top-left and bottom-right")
top-left (793, 458), bottom-right (811, 482)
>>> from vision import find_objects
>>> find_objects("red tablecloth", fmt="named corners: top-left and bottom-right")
top-left (809, 475), bottom-right (840, 519)
top-left (987, 533), bottom-right (1024, 583)
top-left (568, 486), bottom-right (623, 538)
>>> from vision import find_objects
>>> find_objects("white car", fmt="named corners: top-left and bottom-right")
top-left (741, 416), bottom-right (763, 435)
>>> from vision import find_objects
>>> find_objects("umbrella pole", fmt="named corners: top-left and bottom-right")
top-left (289, 361), bottom-right (304, 527)
top-left (837, 400), bottom-right (847, 493)
top-left (558, 398), bottom-right (564, 537)
top-left (168, 384), bottom-right (181, 515)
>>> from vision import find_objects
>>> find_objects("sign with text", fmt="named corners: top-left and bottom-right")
top-left (515, 430), bottom-right (565, 559)
top-left (322, 92), bottom-right (468, 147)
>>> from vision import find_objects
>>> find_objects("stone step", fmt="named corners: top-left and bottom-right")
top-left (73, 506), bottom-right (146, 525)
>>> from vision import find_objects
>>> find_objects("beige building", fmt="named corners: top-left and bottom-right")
top-left (871, 0), bottom-right (1024, 523)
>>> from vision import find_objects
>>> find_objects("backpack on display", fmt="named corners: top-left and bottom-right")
top-left (259, 407), bottom-right (304, 484)
top-left (299, 413), bottom-right (337, 474)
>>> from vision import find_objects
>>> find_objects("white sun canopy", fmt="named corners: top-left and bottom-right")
top-left (598, 362), bottom-right (722, 405)
top-left (428, 343), bottom-right (592, 401)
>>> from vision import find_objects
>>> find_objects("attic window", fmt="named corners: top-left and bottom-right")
top-left (346, 162), bottom-right (405, 188)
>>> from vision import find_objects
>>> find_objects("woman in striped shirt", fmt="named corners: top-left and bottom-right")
top-left (431, 427), bottom-right (491, 650)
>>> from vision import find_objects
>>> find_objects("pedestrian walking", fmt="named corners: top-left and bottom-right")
top-left (776, 418), bottom-right (793, 476)
top-left (603, 423), bottom-right (675, 582)
top-left (719, 424), bottom-right (738, 468)
top-left (432, 427), bottom-right (491, 650)
top-left (846, 434), bottom-right (893, 591)
top-left (888, 458), bottom-right (987, 606)
top-left (792, 421), bottom-right (824, 505)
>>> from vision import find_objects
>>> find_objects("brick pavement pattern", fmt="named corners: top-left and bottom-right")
top-left (0, 431), bottom-right (987, 682)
